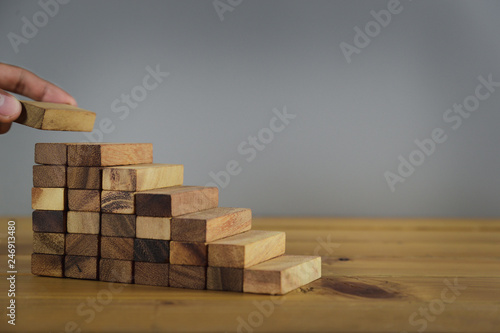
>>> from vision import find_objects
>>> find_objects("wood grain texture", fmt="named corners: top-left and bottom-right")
top-left (15, 100), bottom-right (96, 132)
top-left (32, 232), bottom-right (65, 255)
top-left (170, 241), bottom-right (207, 266)
top-left (101, 191), bottom-right (135, 214)
top-left (243, 255), bottom-right (321, 295)
top-left (34, 142), bottom-right (68, 165)
top-left (171, 207), bottom-right (251, 242)
top-left (102, 164), bottom-right (184, 191)
top-left (101, 214), bottom-right (136, 237)
top-left (65, 234), bottom-right (99, 256)
top-left (99, 259), bottom-right (133, 283)
top-left (134, 239), bottom-right (169, 263)
top-left (169, 265), bottom-right (206, 290)
top-left (208, 230), bottom-right (286, 268)
top-left (33, 165), bottom-right (66, 187)
top-left (31, 253), bottom-right (64, 277)
top-left (135, 186), bottom-right (219, 217)
top-left (64, 256), bottom-right (98, 280)
top-left (67, 143), bottom-right (153, 167)
top-left (135, 216), bottom-right (170, 240)
top-left (67, 167), bottom-right (102, 189)
top-left (68, 189), bottom-right (101, 212)
top-left (31, 187), bottom-right (66, 211)
top-left (101, 237), bottom-right (134, 260)
top-left (207, 266), bottom-right (243, 292)
top-left (32, 210), bottom-right (66, 233)
top-left (67, 211), bottom-right (100, 234)
top-left (134, 262), bottom-right (169, 287)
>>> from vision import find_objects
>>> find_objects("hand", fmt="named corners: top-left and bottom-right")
top-left (0, 63), bottom-right (77, 134)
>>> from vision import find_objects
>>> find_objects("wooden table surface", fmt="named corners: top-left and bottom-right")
top-left (1, 217), bottom-right (499, 333)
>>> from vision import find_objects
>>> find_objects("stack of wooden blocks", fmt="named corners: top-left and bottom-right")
top-left (31, 143), bottom-right (321, 294)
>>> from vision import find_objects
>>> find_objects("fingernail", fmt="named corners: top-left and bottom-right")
top-left (0, 91), bottom-right (22, 119)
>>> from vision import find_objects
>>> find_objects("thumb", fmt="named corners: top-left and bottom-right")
top-left (0, 89), bottom-right (22, 134)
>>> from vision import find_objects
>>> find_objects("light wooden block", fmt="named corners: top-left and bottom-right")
top-left (34, 143), bottom-right (68, 165)
top-left (67, 143), bottom-right (153, 167)
top-left (33, 232), bottom-right (65, 255)
top-left (101, 214), bottom-right (136, 237)
top-left (243, 255), bottom-right (322, 295)
top-left (134, 262), bottom-right (169, 287)
top-left (170, 241), bottom-right (207, 266)
top-left (32, 210), bottom-right (66, 233)
top-left (68, 189), bottom-right (100, 212)
top-left (16, 100), bottom-right (96, 132)
top-left (31, 253), bottom-right (64, 277)
top-left (31, 187), bottom-right (66, 211)
top-left (65, 234), bottom-right (99, 256)
top-left (101, 237), bottom-right (134, 260)
top-left (208, 230), bottom-right (286, 268)
top-left (101, 191), bottom-right (135, 214)
top-left (67, 211), bottom-right (100, 234)
top-left (135, 216), bottom-right (170, 240)
top-left (33, 165), bottom-right (66, 187)
top-left (135, 186), bottom-right (218, 217)
top-left (65, 256), bottom-right (98, 280)
top-left (67, 167), bottom-right (102, 189)
top-left (169, 265), bottom-right (206, 290)
top-left (171, 207), bottom-right (251, 242)
top-left (207, 267), bottom-right (243, 292)
top-left (102, 164), bottom-right (184, 191)
top-left (99, 259), bottom-right (133, 283)
top-left (134, 239), bottom-right (169, 263)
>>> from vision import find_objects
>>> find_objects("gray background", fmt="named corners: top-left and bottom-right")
top-left (1, 0), bottom-right (499, 217)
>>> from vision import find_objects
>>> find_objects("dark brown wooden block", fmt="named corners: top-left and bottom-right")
top-left (101, 214), bottom-right (136, 237)
top-left (65, 256), bottom-right (98, 280)
top-left (67, 143), bottom-right (153, 167)
top-left (34, 143), bottom-right (68, 165)
top-left (33, 165), bottom-right (66, 187)
top-left (134, 262), bottom-right (169, 287)
top-left (169, 265), bottom-right (206, 290)
top-left (135, 186), bottom-right (218, 217)
top-left (170, 241), bottom-right (207, 266)
top-left (99, 259), bottom-right (133, 283)
top-left (134, 239), bottom-right (169, 263)
top-left (65, 234), bottom-right (99, 256)
top-left (33, 232), bottom-right (65, 255)
top-left (101, 191), bottom-right (135, 214)
top-left (68, 189), bottom-right (100, 212)
top-left (31, 253), bottom-right (64, 277)
top-left (207, 267), bottom-right (243, 292)
top-left (101, 237), bottom-right (134, 260)
top-left (67, 167), bottom-right (102, 189)
top-left (32, 210), bottom-right (66, 233)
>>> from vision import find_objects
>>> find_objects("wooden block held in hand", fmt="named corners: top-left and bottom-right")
top-left (207, 267), bottom-right (243, 292)
top-left (136, 216), bottom-right (170, 240)
top-left (99, 259), bottom-right (133, 283)
top-left (16, 100), bottom-right (96, 132)
top-left (134, 262), bottom-right (169, 287)
top-left (135, 186), bottom-right (218, 217)
top-left (65, 256), bottom-right (98, 280)
top-left (134, 239), bottom-right (169, 263)
top-left (243, 255), bottom-right (322, 295)
top-left (34, 143), bottom-right (68, 165)
top-left (101, 214), bottom-right (136, 237)
top-left (65, 234), bottom-right (99, 256)
top-left (31, 253), bottom-right (64, 277)
top-left (171, 207), bottom-right (251, 242)
top-left (32, 210), bottom-right (66, 233)
top-left (208, 230), bottom-right (286, 268)
top-left (170, 241), bottom-right (207, 266)
top-left (33, 165), bottom-right (66, 187)
top-left (67, 143), bottom-right (153, 167)
top-left (102, 164), bottom-right (184, 191)
top-left (101, 237), bottom-right (134, 260)
top-left (169, 265), bottom-right (206, 290)
top-left (67, 211), bottom-right (100, 234)
top-left (67, 167), bottom-right (102, 189)
top-left (33, 232), bottom-right (65, 255)
top-left (68, 189), bottom-right (100, 212)
top-left (32, 187), bottom-right (66, 211)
